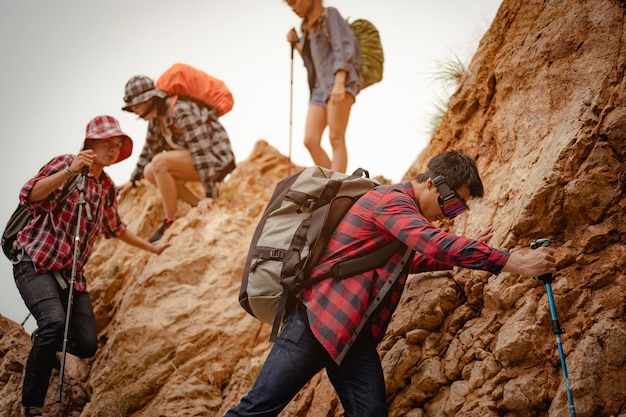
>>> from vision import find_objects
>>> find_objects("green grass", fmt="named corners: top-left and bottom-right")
top-left (427, 50), bottom-right (467, 137)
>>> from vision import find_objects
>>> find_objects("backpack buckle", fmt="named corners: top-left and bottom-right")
top-left (269, 249), bottom-right (285, 260)
top-left (10, 243), bottom-right (25, 265)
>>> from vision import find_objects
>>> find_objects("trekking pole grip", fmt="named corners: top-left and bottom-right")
top-left (530, 238), bottom-right (561, 332)
top-left (530, 238), bottom-right (553, 283)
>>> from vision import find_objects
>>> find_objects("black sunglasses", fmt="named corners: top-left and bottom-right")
top-left (432, 175), bottom-right (469, 219)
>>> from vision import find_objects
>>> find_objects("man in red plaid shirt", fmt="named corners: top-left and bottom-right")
top-left (226, 150), bottom-right (556, 417)
top-left (12, 115), bottom-right (171, 417)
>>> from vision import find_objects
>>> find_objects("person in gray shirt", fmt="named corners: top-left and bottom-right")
top-left (286, 0), bottom-right (362, 173)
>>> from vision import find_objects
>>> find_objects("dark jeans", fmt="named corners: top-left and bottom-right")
top-left (224, 308), bottom-right (388, 417)
top-left (13, 261), bottom-right (97, 408)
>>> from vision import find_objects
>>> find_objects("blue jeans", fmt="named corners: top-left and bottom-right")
top-left (14, 261), bottom-right (98, 408)
top-left (225, 307), bottom-right (388, 417)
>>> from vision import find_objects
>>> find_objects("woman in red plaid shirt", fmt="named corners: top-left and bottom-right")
top-left (13, 115), bottom-right (171, 417)
top-left (225, 150), bottom-right (556, 417)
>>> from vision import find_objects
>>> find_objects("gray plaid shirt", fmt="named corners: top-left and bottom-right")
top-left (131, 97), bottom-right (235, 198)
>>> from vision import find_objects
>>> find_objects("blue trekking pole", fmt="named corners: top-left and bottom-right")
top-left (530, 238), bottom-right (576, 417)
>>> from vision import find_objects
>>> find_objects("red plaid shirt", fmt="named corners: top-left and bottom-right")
top-left (302, 182), bottom-right (510, 363)
top-left (17, 154), bottom-right (126, 291)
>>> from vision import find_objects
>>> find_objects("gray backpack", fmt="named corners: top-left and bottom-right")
top-left (239, 166), bottom-right (404, 340)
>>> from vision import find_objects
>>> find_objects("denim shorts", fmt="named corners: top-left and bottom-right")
top-left (309, 81), bottom-right (326, 107)
top-left (309, 81), bottom-right (357, 107)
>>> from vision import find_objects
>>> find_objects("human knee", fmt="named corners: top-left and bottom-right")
top-left (327, 130), bottom-right (346, 149)
top-left (49, 319), bottom-right (65, 341)
top-left (34, 317), bottom-right (65, 348)
top-left (303, 135), bottom-right (322, 152)
top-left (144, 164), bottom-right (156, 184)
top-left (73, 336), bottom-right (98, 358)
top-left (303, 136), bottom-right (316, 150)
top-left (150, 152), bottom-right (171, 174)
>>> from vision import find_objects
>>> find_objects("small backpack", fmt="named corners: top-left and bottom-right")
top-left (2, 176), bottom-right (116, 263)
top-left (239, 166), bottom-right (404, 340)
top-left (351, 19), bottom-right (384, 89)
top-left (2, 176), bottom-right (80, 262)
top-left (156, 63), bottom-right (234, 117)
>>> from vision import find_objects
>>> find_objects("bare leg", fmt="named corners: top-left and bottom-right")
top-left (176, 182), bottom-right (201, 206)
top-left (303, 105), bottom-right (330, 168)
top-left (145, 150), bottom-right (200, 219)
top-left (326, 94), bottom-right (354, 173)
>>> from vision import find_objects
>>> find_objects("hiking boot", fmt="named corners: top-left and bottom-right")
top-left (148, 218), bottom-right (174, 242)
top-left (22, 406), bottom-right (44, 416)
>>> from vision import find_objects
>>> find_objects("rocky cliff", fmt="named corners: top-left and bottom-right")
top-left (1, 0), bottom-right (625, 416)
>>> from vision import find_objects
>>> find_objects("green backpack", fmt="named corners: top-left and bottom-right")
top-left (351, 19), bottom-right (384, 89)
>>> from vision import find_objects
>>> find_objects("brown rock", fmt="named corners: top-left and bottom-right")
top-left (2, 0), bottom-right (626, 416)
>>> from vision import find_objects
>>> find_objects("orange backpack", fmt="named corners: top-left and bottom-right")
top-left (156, 63), bottom-right (234, 117)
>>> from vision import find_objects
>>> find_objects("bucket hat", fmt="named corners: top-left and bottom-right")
top-left (122, 75), bottom-right (167, 112)
top-left (83, 115), bottom-right (133, 163)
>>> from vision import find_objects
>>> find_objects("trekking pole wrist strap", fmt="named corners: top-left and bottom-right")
top-left (64, 165), bottom-right (79, 176)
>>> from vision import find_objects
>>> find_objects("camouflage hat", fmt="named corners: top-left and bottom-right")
top-left (122, 75), bottom-right (167, 112)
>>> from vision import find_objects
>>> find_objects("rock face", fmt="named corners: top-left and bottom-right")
top-left (1, 0), bottom-right (625, 416)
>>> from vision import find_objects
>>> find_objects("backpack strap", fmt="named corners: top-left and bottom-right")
top-left (270, 286), bottom-right (290, 342)
top-left (335, 245), bottom-right (414, 363)
top-left (270, 240), bottom-right (411, 342)
top-left (48, 174), bottom-right (81, 217)
top-left (4, 174), bottom-right (81, 263)
top-left (330, 239), bottom-right (405, 280)
top-left (168, 95), bottom-right (182, 135)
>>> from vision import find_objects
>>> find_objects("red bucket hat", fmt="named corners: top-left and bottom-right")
top-left (83, 115), bottom-right (133, 163)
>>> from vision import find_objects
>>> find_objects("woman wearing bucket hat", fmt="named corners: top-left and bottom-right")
top-left (118, 74), bottom-right (236, 242)
top-left (12, 115), bottom-right (172, 416)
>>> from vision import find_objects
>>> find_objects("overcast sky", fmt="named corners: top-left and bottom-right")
top-left (0, 0), bottom-right (502, 333)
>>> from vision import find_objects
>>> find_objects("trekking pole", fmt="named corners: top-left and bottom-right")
top-left (21, 312), bottom-right (32, 327)
top-left (530, 238), bottom-right (576, 417)
top-left (288, 41), bottom-right (295, 176)
top-left (55, 168), bottom-right (89, 403)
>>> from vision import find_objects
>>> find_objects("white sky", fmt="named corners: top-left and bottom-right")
top-left (0, 0), bottom-right (501, 332)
